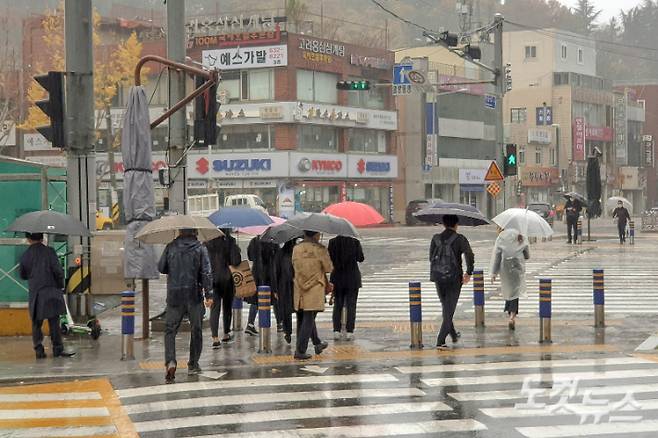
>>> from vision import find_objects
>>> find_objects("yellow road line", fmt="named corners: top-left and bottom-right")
top-left (0, 416), bottom-right (112, 428)
top-left (0, 399), bottom-right (108, 410)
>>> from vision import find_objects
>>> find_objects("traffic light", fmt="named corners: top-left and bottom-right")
top-left (463, 44), bottom-right (481, 60)
top-left (440, 31), bottom-right (459, 47)
top-left (34, 71), bottom-right (65, 148)
top-left (336, 80), bottom-right (371, 91)
top-left (504, 143), bottom-right (518, 176)
top-left (193, 76), bottom-right (219, 146)
top-left (504, 63), bottom-right (512, 93)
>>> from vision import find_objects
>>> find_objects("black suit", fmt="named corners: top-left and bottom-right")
top-left (328, 236), bottom-right (364, 333)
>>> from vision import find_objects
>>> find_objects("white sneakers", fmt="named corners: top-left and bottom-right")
top-left (333, 332), bottom-right (342, 341)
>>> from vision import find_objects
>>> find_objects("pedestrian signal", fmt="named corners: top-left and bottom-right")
top-left (504, 144), bottom-right (518, 176)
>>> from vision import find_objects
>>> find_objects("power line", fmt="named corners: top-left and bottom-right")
top-left (368, 0), bottom-right (438, 34)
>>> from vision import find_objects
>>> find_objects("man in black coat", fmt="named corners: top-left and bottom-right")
top-left (565, 196), bottom-right (582, 244)
top-left (158, 229), bottom-right (213, 383)
top-left (612, 201), bottom-right (631, 244)
top-left (273, 240), bottom-right (296, 344)
top-left (245, 235), bottom-right (279, 335)
top-left (19, 233), bottom-right (74, 359)
top-left (205, 229), bottom-right (241, 347)
top-left (429, 215), bottom-right (474, 350)
top-left (328, 236), bottom-right (364, 341)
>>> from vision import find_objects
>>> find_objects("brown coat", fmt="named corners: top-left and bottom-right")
top-left (292, 239), bottom-right (333, 312)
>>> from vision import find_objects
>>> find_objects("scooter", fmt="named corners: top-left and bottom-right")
top-left (59, 293), bottom-right (102, 340)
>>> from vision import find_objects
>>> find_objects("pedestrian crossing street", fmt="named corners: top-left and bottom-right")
top-left (1, 354), bottom-right (648, 437)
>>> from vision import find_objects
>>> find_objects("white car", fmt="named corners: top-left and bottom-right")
top-left (224, 194), bottom-right (268, 214)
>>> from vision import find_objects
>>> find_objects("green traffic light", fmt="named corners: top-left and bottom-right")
top-left (507, 154), bottom-right (517, 166)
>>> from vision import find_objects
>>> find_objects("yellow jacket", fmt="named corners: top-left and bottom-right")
top-left (292, 239), bottom-right (333, 312)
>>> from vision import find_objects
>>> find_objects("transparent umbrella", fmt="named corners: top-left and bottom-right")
top-left (492, 208), bottom-right (553, 238)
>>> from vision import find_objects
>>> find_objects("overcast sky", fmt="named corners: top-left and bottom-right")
top-left (557, 0), bottom-right (645, 23)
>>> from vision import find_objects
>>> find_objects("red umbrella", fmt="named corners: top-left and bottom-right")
top-left (322, 201), bottom-right (385, 227)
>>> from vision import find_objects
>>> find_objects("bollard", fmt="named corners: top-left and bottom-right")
top-left (593, 269), bottom-right (605, 328)
top-left (232, 297), bottom-right (243, 332)
top-left (408, 281), bottom-right (423, 349)
top-left (629, 220), bottom-right (635, 245)
top-left (257, 286), bottom-right (272, 353)
top-left (341, 306), bottom-right (347, 334)
top-left (577, 219), bottom-right (583, 244)
top-left (121, 290), bottom-right (135, 360)
top-left (473, 270), bottom-right (485, 328)
top-left (539, 279), bottom-right (552, 343)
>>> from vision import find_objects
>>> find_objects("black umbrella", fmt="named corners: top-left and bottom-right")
top-left (261, 223), bottom-right (303, 244)
top-left (563, 192), bottom-right (587, 204)
top-left (286, 213), bottom-right (359, 238)
top-left (586, 155), bottom-right (602, 218)
top-left (413, 202), bottom-right (490, 226)
top-left (5, 210), bottom-right (91, 236)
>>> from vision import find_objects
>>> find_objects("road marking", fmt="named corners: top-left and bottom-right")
top-left (450, 382), bottom-right (658, 401)
top-left (200, 371), bottom-right (227, 380)
top-left (116, 373), bottom-right (398, 399)
top-left (517, 419), bottom-right (658, 438)
top-left (300, 365), bottom-right (329, 374)
top-left (123, 388), bottom-right (426, 415)
top-left (0, 425), bottom-right (118, 437)
top-left (133, 401), bottom-right (452, 433)
top-left (0, 392), bottom-right (102, 402)
top-left (482, 398), bottom-right (658, 418)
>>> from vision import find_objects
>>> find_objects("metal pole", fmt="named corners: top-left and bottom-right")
top-left (629, 220), bottom-right (635, 244)
top-left (408, 281), bottom-right (423, 349)
top-left (493, 14), bottom-right (505, 212)
top-left (232, 297), bottom-right (243, 331)
top-left (539, 279), bottom-right (552, 343)
top-left (473, 270), bottom-right (485, 328)
top-left (166, 0), bottom-right (187, 214)
top-left (593, 269), bottom-right (605, 328)
top-left (121, 290), bottom-right (135, 360)
top-left (142, 279), bottom-right (150, 339)
top-left (258, 286), bottom-right (272, 354)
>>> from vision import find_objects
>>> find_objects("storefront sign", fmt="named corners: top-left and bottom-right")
top-left (188, 152), bottom-right (289, 179)
top-left (619, 166), bottom-right (639, 190)
top-left (458, 169), bottom-right (486, 185)
top-left (23, 133), bottom-right (52, 151)
top-left (213, 180), bottom-right (243, 189)
top-left (95, 153), bottom-right (167, 181)
top-left (298, 37), bottom-right (345, 57)
top-left (259, 106), bottom-right (284, 120)
top-left (350, 54), bottom-right (391, 70)
top-left (202, 44), bottom-right (287, 70)
top-left (585, 126), bottom-right (613, 142)
top-left (188, 29), bottom-right (281, 49)
top-left (290, 152), bottom-right (347, 178)
top-left (244, 179), bottom-right (277, 188)
top-left (573, 117), bottom-right (586, 161)
top-left (437, 74), bottom-right (485, 95)
top-left (347, 154), bottom-right (398, 179)
top-left (186, 14), bottom-right (283, 37)
top-left (302, 52), bottom-right (334, 64)
top-left (643, 135), bottom-right (654, 168)
top-left (615, 92), bottom-right (628, 165)
top-left (188, 180), bottom-right (208, 189)
top-left (520, 167), bottom-right (559, 187)
top-left (277, 184), bottom-right (295, 219)
top-left (527, 128), bottom-right (551, 145)
top-left (291, 103), bottom-right (397, 130)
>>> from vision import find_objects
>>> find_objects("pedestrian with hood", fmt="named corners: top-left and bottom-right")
top-left (273, 239), bottom-right (297, 344)
top-left (245, 235), bottom-right (279, 335)
top-left (19, 233), bottom-right (75, 359)
top-left (158, 228), bottom-right (213, 384)
top-left (429, 214), bottom-right (474, 350)
top-left (612, 200), bottom-right (631, 244)
top-left (328, 235), bottom-right (364, 341)
top-left (291, 230), bottom-right (332, 360)
top-left (565, 195), bottom-right (582, 244)
top-left (490, 228), bottom-right (529, 330)
top-left (205, 228), bottom-right (241, 348)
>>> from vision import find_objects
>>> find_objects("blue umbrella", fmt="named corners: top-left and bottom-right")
top-left (208, 207), bottom-right (274, 229)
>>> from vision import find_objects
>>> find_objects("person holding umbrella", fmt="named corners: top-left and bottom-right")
top-left (273, 239), bottom-right (297, 344)
top-left (19, 233), bottom-right (75, 359)
top-left (158, 229), bottom-right (213, 384)
top-left (205, 228), bottom-right (241, 347)
top-left (328, 235), bottom-right (365, 341)
top-left (564, 195), bottom-right (582, 244)
top-left (245, 235), bottom-right (279, 336)
top-left (612, 200), bottom-right (631, 244)
top-left (490, 228), bottom-right (530, 330)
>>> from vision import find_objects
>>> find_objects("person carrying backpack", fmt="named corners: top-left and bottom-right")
top-left (429, 214), bottom-right (474, 350)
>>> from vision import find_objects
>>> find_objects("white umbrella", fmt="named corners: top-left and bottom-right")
top-left (606, 196), bottom-right (632, 212)
top-left (492, 208), bottom-right (553, 238)
top-left (135, 215), bottom-right (224, 244)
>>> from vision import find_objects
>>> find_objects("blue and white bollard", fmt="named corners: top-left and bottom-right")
top-left (258, 286), bottom-right (271, 354)
top-left (473, 270), bottom-right (485, 328)
top-left (409, 281), bottom-right (423, 349)
top-left (593, 269), bottom-right (605, 328)
top-left (577, 219), bottom-right (583, 244)
top-left (232, 297), bottom-right (243, 332)
top-left (539, 279), bottom-right (552, 343)
top-left (121, 290), bottom-right (135, 360)
top-left (629, 220), bottom-right (635, 245)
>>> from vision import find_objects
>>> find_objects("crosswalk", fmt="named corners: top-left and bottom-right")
top-left (107, 354), bottom-right (658, 437)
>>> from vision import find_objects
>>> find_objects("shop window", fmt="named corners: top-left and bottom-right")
top-left (217, 125), bottom-right (273, 150)
top-left (297, 69), bottom-right (338, 103)
top-left (524, 45), bottom-right (537, 59)
top-left (511, 107), bottom-right (527, 124)
top-left (299, 185), bottom-right (339, 212)
top-left (298, 125), bottom-right (338, 151)
top-left (347, 82), bottom-right (385, 109)
top-left (535, 148), bottom-right (542, 165)
top-left (217, 69), bottom-right (274, 103)
top-left (348, 129), bottom-right (385, 153)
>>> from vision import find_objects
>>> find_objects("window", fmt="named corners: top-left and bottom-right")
top-left (519, 147), bottom-right (526, 164)
top-left (217, 69), bottom-right (274, 102)
top-left (638, 99), bottom-right (646, 110)
top-left (297, 70), bottom-right (338, 103)
top-left (347, 82), bottom-right (385, 109)
top-left (549, 148), bottom-right (556, 166)
top-left (561, 44), bottom-right (567, 60)
top-left (553, 72), bottom-right (569, 86)
top-left (217, 125), bottom-right (273, 150)
top-left (298, 125), bottom-right (338, 151)
top-left (524, 45), bottom-right (537, 59)
top-left (578, 48), bottom-right (584, 64)
top-left (511, 107), bottom-right (527, 124)
top-left (348, 129), bottom-right (386, 153)
top-left (535, 148), bottom-right (542, 165)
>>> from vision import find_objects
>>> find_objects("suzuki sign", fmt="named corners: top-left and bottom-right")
top-left (187, 152), bottom-right (289, 178)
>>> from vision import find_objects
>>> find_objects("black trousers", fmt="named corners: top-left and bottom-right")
top-left (32, 316), bottom-right (63, 355)
top-left (435, 282), bottom-right (462, 345)
top-left (296, 310), bottom-right (320, 354)
top-left (281, 308), bottom-right (293, 336)
top-left (332, 286), bottom-right (359, 333)
top-left (566, 217), bottom-right (578, 242)
top-left (618, 221), bottom-right (627, 243)
top-left (210, 285), bottom-right (234, 337)
top-left (505, 298), bottom-right (519, 315)
top-left (164, 302), bottom-right (204, 367)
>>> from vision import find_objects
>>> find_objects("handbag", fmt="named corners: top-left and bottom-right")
top-left (229, 261), bottom-right (257, 298)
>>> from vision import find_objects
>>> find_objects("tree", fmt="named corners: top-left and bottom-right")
top-left (286, 0), bottom-right (309, 33)
top-left (572, 0), bottom-right (602, 34)
top-left (0, 15), bottom-right (18, 154)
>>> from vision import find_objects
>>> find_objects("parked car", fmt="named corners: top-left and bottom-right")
top-left (224, 194), bottom-right (268, 214)
top-left (405, 199), bottom-right (442, 225)
top-left (527, 202), bottom-right (554, 226)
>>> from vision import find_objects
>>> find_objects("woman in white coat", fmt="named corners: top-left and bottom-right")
top-left (490, 228), bottom-right (529, 330)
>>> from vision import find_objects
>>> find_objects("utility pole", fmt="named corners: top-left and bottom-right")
top-left (166, 0), bottom-right (187, 214)
top-left (493, 13), bottom-right (505, 211)
top-left (65, 0), bottom-right (96, 313)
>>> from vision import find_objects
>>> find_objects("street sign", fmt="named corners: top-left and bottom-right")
top-left (487, 182), bottom-right (501, 198)
top-left (484, 94), bottom-right (496, 109)
top-left (392, 84), bottom-right (412, 96)
top-left (484, 161), bottom-right (504, 181)
top-left (392, 63), bottom-right (413, 96)
top-left (407, 70), bottom-right (426, 84)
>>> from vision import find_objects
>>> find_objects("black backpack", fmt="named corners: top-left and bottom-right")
top-left (431, 234), bottom-right (460, 283)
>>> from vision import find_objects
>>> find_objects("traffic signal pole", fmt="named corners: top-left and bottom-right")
top-left (493, 13), bottom-right (505, 212)
top-left (65, 0), bottom-right (96, 315)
